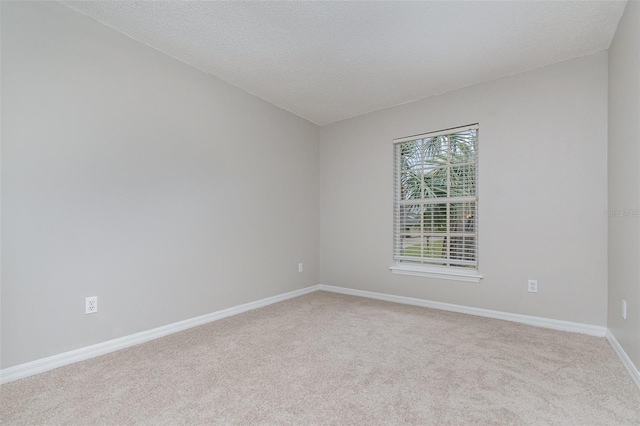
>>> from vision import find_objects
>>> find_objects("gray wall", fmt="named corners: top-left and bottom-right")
top-left (1, 2), bottom-right (319, 368)
top-left (319, 53), bottom-right (609, 326)
top-left (608, 0), bottom-right (640, 371)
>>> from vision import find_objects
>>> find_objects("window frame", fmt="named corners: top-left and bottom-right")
top-left (390, 124), bottom-right (482, 283)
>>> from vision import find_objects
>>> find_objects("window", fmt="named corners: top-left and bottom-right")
top-left (391, 124), bottom-right (482, 282)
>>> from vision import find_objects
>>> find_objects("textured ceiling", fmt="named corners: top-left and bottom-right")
top-left (61, 1), bottom-right (626, 126)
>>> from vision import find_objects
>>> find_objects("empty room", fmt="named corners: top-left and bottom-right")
top-left (1, 0), bottom-right (639, 424)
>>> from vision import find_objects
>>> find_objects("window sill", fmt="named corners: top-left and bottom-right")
top-left (390, 264), bottom-right (483, 283)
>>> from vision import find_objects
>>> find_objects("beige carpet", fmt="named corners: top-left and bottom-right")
top-left (1, 291), bottom-right (639, 425)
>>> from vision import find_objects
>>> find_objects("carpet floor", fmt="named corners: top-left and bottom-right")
top-left (1, 291), bottom-right (639, 425)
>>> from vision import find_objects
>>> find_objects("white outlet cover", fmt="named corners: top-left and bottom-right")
top-left (622, 299), bottom-right (627, 320)
top-left (85, 296), bottom-right (98, 314)
top-left (528, 280), bottom-right (538, 293)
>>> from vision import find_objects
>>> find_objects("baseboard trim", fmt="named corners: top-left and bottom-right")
top-left (317, 284), bottom-right (607, 337)
top-left (605, 329), bottom-right (640, 390)
top-left (0, 286), bottom-right (318, 385)
top-left (0, 283), bottom-right (618, 386)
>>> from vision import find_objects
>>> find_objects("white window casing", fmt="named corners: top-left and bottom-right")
top-left (391, 124), bottom-right (482, 282)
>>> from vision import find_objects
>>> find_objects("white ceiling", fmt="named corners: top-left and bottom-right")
top-left (61, 1), bottom-right (626, 126)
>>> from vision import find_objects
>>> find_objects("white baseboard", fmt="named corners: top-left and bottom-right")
top-left (2, 283), bottom-right (626, 387)
top-left (317, 284), bottom-right (607, 337)
top-left (0, 286), bottom-right (318, 385)
top-left (606, 329), bottom-right (640, 390)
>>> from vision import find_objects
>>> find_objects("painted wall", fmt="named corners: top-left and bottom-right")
top-left (1, 2), bottom-right (319, 368)
top-left (608, 0), bottom-right (640, 371)
top-left (319, 53), bottom-right (608, 327)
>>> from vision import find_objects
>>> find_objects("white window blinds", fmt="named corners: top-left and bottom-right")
top-left (393, 124), bottom-right (479, 273)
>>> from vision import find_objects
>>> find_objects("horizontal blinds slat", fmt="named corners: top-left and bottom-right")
top-left (394, 256), bottom-right (478, 266)
top-left (399, 160), bottom-right (477, 171)
top-left (397, 233), bottom-right (477, 238)
top-left (393, 123), bottom-right (479, 144)
top-left (398, 196), bottom-right (477, 205)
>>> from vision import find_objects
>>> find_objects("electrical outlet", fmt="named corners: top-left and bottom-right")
top-left (622, 299), bottom-right (627, 320)
top-left (85, 296), bottom-right (98, 314)
top-left (528, 280), bottom-right (538, 293)
top-left (298, 263), bottom-right (304, 273)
